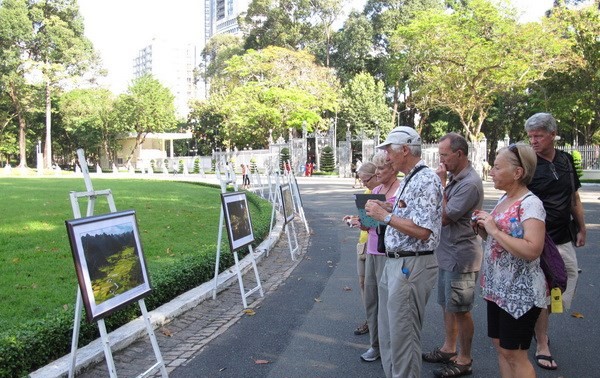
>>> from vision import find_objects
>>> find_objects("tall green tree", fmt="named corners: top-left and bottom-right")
top-left (240, 0), bottom-right (343, 65)
top-left (363, 0), bottom-right (443, 127)
top-left (392, 0), bottom-right (570, 143)
top-left (114, 75), bottom-right (177, 165)
top-left (200, 34), bottom-right (244, 95)
top-left (241, 0), bottom-right (317, 51)
top-left (330, 11), bottom-right (375, 84)
top-left (200, 46), bottom-right (340, 149)
top-left (340, 72), bottom-right (392, 139)
top-left (0, 0), bottom-right (33, 167)
top-left (28, 0), bottom-right (96, 168)
top-left (531, 3), bottom-right (600, 144)
top-left (57, 88), bottom-right (116, 165)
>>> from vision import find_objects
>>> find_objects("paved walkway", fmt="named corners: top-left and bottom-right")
top-left (54, 216), bottom-right (309, 377)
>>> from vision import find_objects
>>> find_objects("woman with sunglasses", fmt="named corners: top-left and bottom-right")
top-left (344, 161), bottom-right (381, 337)
top-left (472, 143), bottom-right (548, 378)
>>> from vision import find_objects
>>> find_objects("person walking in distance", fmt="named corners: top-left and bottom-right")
top-left (525, 113), bottom-right (587, 370)
top-left (423, 133), bottom-right (483, 377)
top-left (365, 126), bottom-right (443, 378)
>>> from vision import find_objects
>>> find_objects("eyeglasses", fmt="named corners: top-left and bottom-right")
top-left (361, 175), bottom-right (375, 185)
top-left (508, 144), bottom-right (523, 168)
top-left (549, 163), bottom-right (559, 180)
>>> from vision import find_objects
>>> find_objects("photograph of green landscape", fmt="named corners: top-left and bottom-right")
top-left (66, 210), bottom-right (151, 322)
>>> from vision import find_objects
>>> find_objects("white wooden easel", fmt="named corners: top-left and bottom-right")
top-left (287, 171), bottom-right (309, 233)
top-left (68, 149), bottom-right (167, 378)
top-left (268, 171), bottom-right (282, 234)
top-left (279, 182), bottom-right (300, 261)
top-left (211, 188), bottom-right (264, 308)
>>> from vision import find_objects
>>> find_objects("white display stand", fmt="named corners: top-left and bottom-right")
top-left (211, 187), bottom-right (263, 308)
top-left (287, 171), bottom-right (309, 233)
top-left (268, 171), bottom-right (282, 234)
top-left (68, 149), bottom-right (167, 378)
top-left (279, 183), bottom-right (300, 261)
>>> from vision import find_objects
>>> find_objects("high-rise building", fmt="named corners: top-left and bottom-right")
top-left (133, 38), bottom-right (200, 119)
top-left (203, 0), bottom-right (250, 97)
top-left (206, 0), bottom-right (251, 38)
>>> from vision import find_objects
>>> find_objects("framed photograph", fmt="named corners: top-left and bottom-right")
top-left (65, 210), bottom-right (152, 323)
top-left (280, 184), bottom-right (295, 224)
top-left (221, 192), bottom-right (255, 251)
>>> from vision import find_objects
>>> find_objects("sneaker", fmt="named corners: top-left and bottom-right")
top-left (354, 321), bottom-right (369, 335)
top-left (361, 347), bottom-right (380, 362)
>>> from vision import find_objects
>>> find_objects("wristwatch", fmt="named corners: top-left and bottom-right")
top-left (383, 213), bottom-right (393, 225)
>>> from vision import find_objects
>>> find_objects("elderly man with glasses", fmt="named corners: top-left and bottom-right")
top-left (525, 113), bottom-right (587, 371)
top-left (365, 126), bottom-right (443, 378)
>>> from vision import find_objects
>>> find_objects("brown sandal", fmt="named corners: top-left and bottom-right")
top-left (422, 347), bottom-right (457, 363)
top-left (354, 321), bottom-right (368, 335)
top-left (434, 360), bottom-right (473, 377)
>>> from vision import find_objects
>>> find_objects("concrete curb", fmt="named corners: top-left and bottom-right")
top-left (30, 213), bottom-right (285, 378)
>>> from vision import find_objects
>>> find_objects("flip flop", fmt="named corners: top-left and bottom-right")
top-left (535, 354), bottom-right (558, 370)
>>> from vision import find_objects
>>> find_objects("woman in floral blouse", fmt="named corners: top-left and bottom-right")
top-left (472, 143), bottom-right (547, 378)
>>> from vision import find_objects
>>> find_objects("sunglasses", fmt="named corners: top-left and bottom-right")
top-left (508, 144), bottom-right (523, 168)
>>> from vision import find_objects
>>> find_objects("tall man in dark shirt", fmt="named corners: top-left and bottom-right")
top-left (525, 113), bottom-right (587, 370)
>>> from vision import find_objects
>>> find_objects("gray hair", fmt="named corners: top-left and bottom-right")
top-left (357, 161), bottom-right (376, 176)
top-left (371, 150), bottom-right (388, 167)
top-left (439, 132), bottom-right (468, 155)
top-left (525, 113), bottom-right (557, 133)
top-left (389, 143), bottom-right (421, 157)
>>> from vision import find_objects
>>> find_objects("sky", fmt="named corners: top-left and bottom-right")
top-left (77, 0), bottom-right (557, 94)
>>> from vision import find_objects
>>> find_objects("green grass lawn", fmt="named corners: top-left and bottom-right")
top-left (0, 177), bottom-right (246, 330)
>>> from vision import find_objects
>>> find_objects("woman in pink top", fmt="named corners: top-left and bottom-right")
top-left (360, 151), bottom-right (400, 363)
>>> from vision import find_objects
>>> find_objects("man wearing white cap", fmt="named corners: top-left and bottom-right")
top-left (365, 126), bottom-right (443, 378)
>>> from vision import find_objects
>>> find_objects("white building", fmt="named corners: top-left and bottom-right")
top-left (206, 0), bottom-right (251, 38)
top-left (133, 38), bottom-right (202, 119)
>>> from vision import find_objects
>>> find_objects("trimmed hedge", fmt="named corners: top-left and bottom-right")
top-left (0, 190), bottom-right (272, 378)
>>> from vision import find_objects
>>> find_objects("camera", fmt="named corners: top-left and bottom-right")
top-left (471, 215), bottom-right (478, 222)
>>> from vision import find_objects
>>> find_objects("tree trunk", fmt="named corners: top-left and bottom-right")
top-left (8, 82), bottom-right (28, 168)
top-left (44, 80), bottom-right (52, 169)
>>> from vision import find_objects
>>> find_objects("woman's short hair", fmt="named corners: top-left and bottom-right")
top-left (357, 161), bottom-right (376, 176)
top-left (499, 143), bottom-right (537, 185)
top-left (371, 150), bottom-right (388, 167)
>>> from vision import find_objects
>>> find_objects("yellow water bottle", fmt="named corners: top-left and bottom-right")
top-left (550, 288), bottom-right (563, 313)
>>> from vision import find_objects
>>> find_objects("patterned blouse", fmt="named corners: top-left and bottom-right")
top-left (384, 161), bottom-right (443, 253)
top-left (480, 193), bottom-right (549, 319)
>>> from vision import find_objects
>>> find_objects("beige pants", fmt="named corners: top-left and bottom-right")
top-left (364, 253), bottom-right (386, 351)
top-left (378, 255), bottom-right (438, 378)
top-left (557, 242), bottom-right (579, 309)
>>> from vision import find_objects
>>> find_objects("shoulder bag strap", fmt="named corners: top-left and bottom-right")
top-left (392, 164), bottom-right (428, 212)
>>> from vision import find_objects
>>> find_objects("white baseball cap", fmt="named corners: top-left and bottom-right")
top-left (376, 126), bottom-right (421, 148)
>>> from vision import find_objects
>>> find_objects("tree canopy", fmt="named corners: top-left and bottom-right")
top-left (190, 46), bottom-right (340, 149)
top-left (392, 0), bottom-right (570, 142)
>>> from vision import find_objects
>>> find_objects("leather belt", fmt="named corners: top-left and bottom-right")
top-left (386, 250), bottom-right (434, 258)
